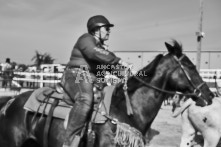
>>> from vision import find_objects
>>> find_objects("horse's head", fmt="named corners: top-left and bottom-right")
top-left (160, 40), bottom-right (214, 106)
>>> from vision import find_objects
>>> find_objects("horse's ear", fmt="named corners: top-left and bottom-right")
top-left (165, 42), bottom-right (174, 53)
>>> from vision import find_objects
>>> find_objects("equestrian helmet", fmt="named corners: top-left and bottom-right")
top-left (87, 15), bottom-right (114, 33)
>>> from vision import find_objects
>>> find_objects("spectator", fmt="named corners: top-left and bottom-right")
top-left (1, 58), bottom-right (13, 88)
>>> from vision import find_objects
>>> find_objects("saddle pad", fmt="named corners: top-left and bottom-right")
top-left (24, 86), bottom-right (115, 123)
top-left (24, 87), bottom-right (72, 119)
top-left (92, 85), bottom-right (115, 123)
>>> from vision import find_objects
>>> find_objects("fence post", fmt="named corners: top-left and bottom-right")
top-left (40, 74), bottom-right (44, 88)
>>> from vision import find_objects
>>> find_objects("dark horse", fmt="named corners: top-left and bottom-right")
top-left (0, 40), bottom-right (214, 147)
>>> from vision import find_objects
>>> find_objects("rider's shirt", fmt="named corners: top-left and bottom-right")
top-left (67, 33), bottom-right (120, 74)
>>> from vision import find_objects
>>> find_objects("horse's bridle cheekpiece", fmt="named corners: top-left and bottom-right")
top-left (173, 54), bottom-right (207, 105)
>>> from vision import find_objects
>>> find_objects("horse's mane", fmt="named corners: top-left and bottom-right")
top-left (135, 54), bottom-right (164, 78)
top-left (114, 54), bottom-right (164, 96)
top-left (127, 54), bottom-right (163, 89)
top-left (112, 54), bottom-right (164, 106)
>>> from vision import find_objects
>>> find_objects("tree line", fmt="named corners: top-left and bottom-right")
top-left (8, 50), bottom-right (55, 72)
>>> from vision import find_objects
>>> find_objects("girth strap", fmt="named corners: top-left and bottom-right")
top-left (43, 95), bottom-right (59, 147)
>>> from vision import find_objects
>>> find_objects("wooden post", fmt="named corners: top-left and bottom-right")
top-left (196, 0), bottom-right (204, 71)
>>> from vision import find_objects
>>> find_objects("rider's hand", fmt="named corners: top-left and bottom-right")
top-left (119, 60), bottom-right (132, 68)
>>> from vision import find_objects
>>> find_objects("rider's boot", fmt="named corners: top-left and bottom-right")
top-left (63, 93), bottom-right (92, 147)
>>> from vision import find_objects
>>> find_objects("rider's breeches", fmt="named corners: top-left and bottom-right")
top-left (61, 69), bottom-right (94, 145)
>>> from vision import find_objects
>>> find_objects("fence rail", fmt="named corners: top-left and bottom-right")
top-left (1, 69), bottom-right (221, 89)
top-left (0, 71), bottom-right (62, 89)
top-left (13, 72), bottom-right (62, 88)
top-left (200, 69), bottom-right (221, 86)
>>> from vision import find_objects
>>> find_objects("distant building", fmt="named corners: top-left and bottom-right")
top-left (40, 64), bottom-right (66, 73)
top-left (115, 50), bottom-right (221, 71)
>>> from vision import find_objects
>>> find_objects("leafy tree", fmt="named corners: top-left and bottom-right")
top-left (16, 64), bottom-right (28, 72)
top-left (31, 51), bottom-right (55, 69)
top-left (31, 51), bottom-right (43, 69)
top-left (43, 53), bottom-right (55, 64)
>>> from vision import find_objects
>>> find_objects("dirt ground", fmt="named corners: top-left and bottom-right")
top-left (147, 104), bottom-right (183, 147)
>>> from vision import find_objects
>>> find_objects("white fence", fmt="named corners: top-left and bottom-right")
top-left (200, 69), bottom-right (221, 87)
top-left (10, 69), bottom-right (221, 88)
top-left (13, 72), bottom-right (62, 88)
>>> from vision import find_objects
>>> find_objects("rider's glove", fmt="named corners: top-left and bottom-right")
top-left (118, 60), bottom-right (132, 68)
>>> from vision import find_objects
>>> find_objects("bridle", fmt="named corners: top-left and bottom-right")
top-left (172, 55), bottom-right (207, 99)
top-left (124, 54), bottom-right (207, 102)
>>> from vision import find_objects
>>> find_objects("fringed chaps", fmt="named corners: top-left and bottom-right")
top-left (114, 122), bottom-right (145, 147)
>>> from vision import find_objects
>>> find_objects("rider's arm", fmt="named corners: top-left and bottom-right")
top-left (78, 35), bottom-right (120, 65)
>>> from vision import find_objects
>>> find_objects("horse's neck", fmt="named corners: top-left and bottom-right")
top-left (130, 71), bottom-right (168, 130)
top-left (111, 72), bottom-right (166, 134)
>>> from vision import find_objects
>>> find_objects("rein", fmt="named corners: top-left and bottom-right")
top-left (133, 76), bottom-right (198, 97)
top-left (123, 65), bottom-right (134, 115)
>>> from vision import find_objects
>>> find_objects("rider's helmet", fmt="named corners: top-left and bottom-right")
top-left (87, 15), bottom-right (114, 34)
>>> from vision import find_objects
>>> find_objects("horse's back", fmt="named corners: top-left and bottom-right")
top-left (0, 90), bottom-right (33, 147)
top-left (0, 96), bottom-right (12, 108)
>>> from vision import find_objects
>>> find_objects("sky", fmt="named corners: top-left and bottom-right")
top-left (0, 0), bottom-right (221, 64)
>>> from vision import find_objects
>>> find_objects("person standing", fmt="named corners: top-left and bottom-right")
top-left (1, 58), bottom-right (13, 88)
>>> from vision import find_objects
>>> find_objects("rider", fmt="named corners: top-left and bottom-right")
top-left (62, 15), bottom-right (131, 147)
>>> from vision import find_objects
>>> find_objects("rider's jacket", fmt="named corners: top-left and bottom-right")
top-left (67, 33), bottom-right (120, 74)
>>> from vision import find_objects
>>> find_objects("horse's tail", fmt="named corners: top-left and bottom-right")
top-left (172, 98), bottom-right (195, 118)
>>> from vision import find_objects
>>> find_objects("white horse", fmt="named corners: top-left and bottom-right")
top-left (172, 96), bottom-right (221, 147)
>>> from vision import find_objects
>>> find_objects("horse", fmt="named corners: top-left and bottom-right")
top-left (172, 95), bottom-right (221, 147)
top-left (0, 40), bottom-right (214, 147)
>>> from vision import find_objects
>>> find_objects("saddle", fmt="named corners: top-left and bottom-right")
top-left (24, 86), bottom-right (72, 119)
top-left (24, 84), bottom-right (115, 122)
top-left (24, 83), bottom-right (115, 147)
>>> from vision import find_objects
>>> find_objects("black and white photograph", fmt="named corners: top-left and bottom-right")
top-left (0, 0), bottom-right (221, 147)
